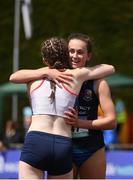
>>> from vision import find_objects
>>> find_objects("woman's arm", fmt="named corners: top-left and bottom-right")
top-left (78, 79), bottom-right (116, 130)
top-left (9, 67), bottom-right (48, 83)
top-left (64, 79), bottom-right (117, 130)
top-left (88, 64), bottom-right (115, 79)
top-left (9, 64), bottom-right (115, 84)
top-left (78, 64), bottom-right (115, 81)
top-left (9, 67), bottom-right (73, 85)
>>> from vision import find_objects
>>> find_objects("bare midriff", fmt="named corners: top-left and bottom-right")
top-left (28, 114), bottom-right (72, 138)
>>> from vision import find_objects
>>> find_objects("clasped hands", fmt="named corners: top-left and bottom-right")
top-left (47, 69), bottom-right (74, 88)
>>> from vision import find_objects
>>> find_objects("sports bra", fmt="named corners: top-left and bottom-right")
top-left (30, 79), bottom-right (78, 117)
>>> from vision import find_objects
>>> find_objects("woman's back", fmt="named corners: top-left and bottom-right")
top-left (28, 68), bottom-right (87, 137)
top-left (30, 78), bottom-right (78, 117)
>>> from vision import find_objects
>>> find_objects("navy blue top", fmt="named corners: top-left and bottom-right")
top-left (72, 80), bottom-right (105, 148)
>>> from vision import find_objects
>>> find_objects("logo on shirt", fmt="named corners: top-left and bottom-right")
top-left (83, 89), bottom-right (93, 101)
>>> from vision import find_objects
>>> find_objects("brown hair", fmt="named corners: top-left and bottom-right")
top-left (68, 33), bottom-right (92, 53)
top-left (41, 37), bottom-right (71, 103)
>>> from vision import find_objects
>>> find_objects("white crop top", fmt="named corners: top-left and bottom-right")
top-left (30, 79), bottom-right (78, 117)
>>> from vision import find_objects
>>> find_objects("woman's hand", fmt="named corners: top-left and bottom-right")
top-left (64, 107), bottom-right (78, 127)
top-left (48, 69), bottom-right (73, 88)
top-left (9, 67), bottom-right (73, 85)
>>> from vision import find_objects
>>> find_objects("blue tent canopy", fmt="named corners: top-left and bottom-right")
top-left (105, 73), bottom-right (133, 87)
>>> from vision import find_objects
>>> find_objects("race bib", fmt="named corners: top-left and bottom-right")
top-left (72, 128), bottom-right (89, 138)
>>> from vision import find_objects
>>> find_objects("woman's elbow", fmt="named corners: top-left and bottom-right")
top-left (9, 74), bottom-right (14, 82)
top-left (112, 119), bottom-right (117, 129)
top-left (111, 65), bottom-right (115, 74)
top-left (108, 65), bottom-right (115, 75)
top-left (9, 74), bottom-right (18, 83)
top-left (109, 118), bottom-right (117, 129)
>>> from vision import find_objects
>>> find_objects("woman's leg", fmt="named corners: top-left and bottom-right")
top-left (79, 147), bottom-right (106, 179)
top-left (19, 161), bottom-right (44, 179)
top-left (48, 169), bottom-right (73, 179)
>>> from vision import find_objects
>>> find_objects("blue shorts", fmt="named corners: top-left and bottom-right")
top-left (72, 143), bottom-right (104, 167)
top-left (72, 133), bottom-right (105, 167)
top-left (20, 131), bottom-right (72, 175)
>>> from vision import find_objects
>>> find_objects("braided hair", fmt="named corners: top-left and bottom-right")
top-left (41, 37), bottom-right (71, 103)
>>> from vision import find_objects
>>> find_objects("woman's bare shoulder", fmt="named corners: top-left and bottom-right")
top-left (28, 79), bottom-right (44, 92)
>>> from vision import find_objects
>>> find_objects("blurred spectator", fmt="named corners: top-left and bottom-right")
top-left (115, 98), bottom-right (127, 137)
top-left (3, 120), bottom-right (24, 148)
top-left (103, 129), bottom-right (118, 148)
top-left (22, 106), bottom-right (32, 133)
top-left (0, 140), bottom-right (7, 152)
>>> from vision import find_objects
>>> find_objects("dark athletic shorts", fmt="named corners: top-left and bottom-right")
top-left (72, 132), bottom-right (105, 167)
top-left (72, 143), bottom-right (104, 167)
top-left (20, 131), bottom-right (72, 175)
